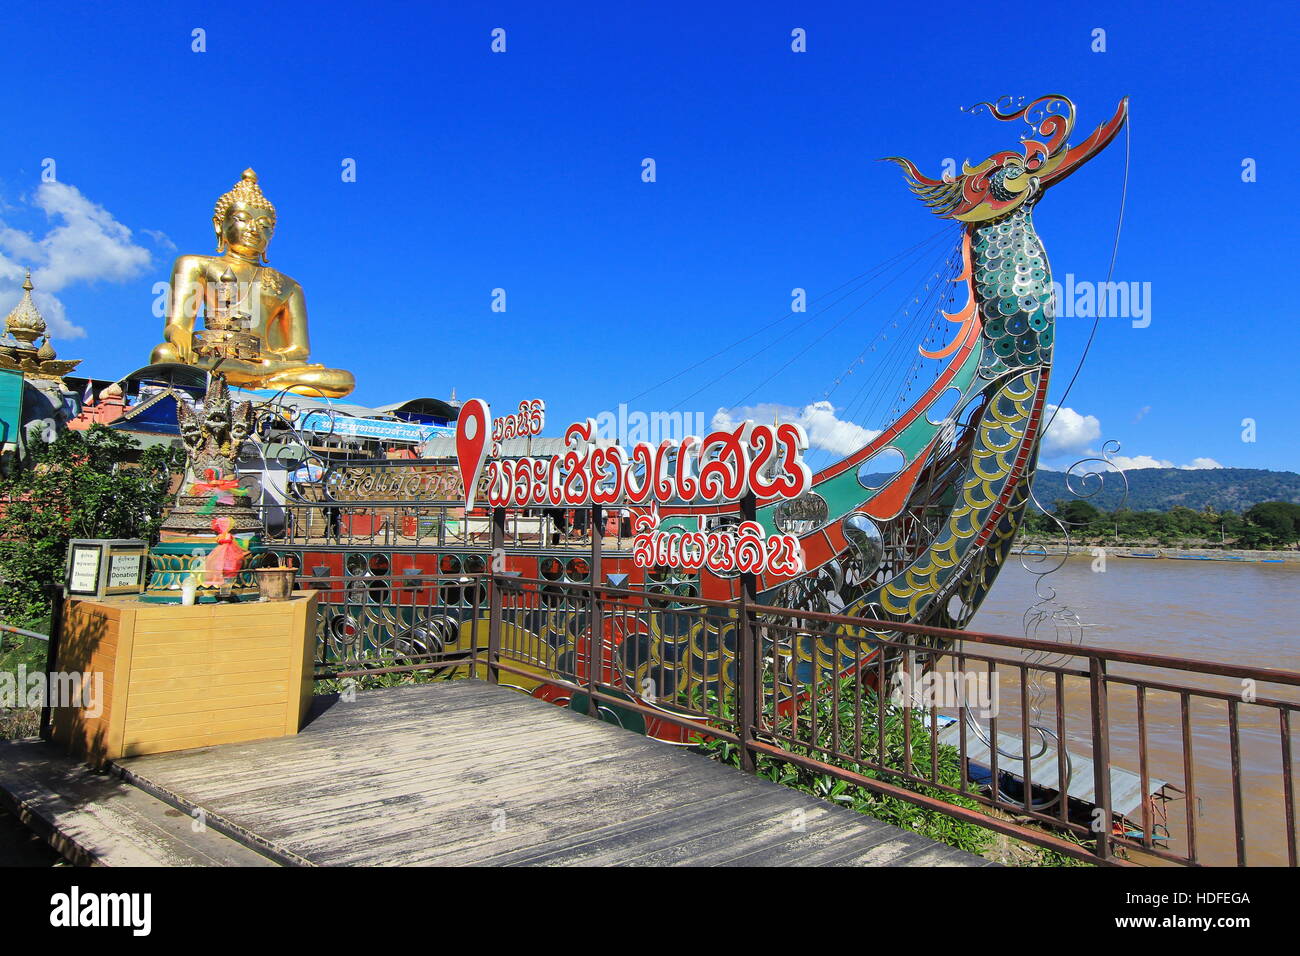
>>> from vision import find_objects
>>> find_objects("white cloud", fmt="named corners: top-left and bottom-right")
top-left (1042, 404), bottom-right (1101, 457)
top-left (1104, 454), bottom-right (1223, 471)
top-left (1108, 454), bottom-right (1174, 470)
top-left (141, 228), bottom-right (176, 251)
top-left (0, 181), bottom-right (153, 339)
top-left (712, 401), bottom-right (880, 457)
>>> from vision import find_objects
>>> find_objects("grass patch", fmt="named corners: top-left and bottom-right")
top-left (315, 663), bottom-right (456, 696)
top-left (687, 675), bottom-right (1090, 866)
top-left (0, 632), bottom-right (46, 743)
top-left (1, 620), bottom-right (49, 740)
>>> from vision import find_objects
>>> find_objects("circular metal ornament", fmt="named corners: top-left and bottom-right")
top-left (842, 512), bottom-right (884, 578)
top-left (774, 491), bottom-right (830, 534)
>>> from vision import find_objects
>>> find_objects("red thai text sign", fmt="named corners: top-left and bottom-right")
top-left (485, 419), bottom-right (812, 507)
top-left (491, 399), bottom-right (545, 453)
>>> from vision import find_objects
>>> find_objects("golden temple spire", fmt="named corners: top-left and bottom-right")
top-left (0, 270), bottom-right (80, 381)
top-left (4, 271), bottom-right (47, 346)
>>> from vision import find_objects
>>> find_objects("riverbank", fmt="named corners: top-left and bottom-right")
top-left (1011, 544), bottom-right (1300, 563)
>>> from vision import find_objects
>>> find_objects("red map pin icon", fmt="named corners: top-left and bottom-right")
top-left (456, 399), bottom-right (491, 511)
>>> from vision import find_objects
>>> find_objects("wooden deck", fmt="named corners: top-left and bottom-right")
top-left (112, 681), bottom-right (992, 866)
top-left (0, 739), bottom-right (275, 867)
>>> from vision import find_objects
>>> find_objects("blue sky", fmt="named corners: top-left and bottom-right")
top-left (1, 0), bottom-right (1295, 473)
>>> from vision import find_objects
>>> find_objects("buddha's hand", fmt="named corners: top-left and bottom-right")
top-left (153, 337), bottom-right (198, 366)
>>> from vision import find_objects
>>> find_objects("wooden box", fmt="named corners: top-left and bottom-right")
top-left (51, 592), bottom-right (318, 768)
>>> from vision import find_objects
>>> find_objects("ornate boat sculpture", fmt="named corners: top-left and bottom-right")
top-left (623, 95), bottom-right (1130, 693)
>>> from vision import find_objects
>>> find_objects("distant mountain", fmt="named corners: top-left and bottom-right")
top-left (1028, 467), bottom-right (1300, 513)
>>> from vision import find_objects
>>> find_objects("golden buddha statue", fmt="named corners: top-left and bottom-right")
top-left (150, 169), bottom-right (355, 398)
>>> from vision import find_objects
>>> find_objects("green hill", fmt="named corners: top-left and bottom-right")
top-left (1029, 467), bottom-right (1300, 513)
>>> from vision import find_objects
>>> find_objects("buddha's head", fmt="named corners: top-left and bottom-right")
top-left (213, 168), bottom-right (277, 263)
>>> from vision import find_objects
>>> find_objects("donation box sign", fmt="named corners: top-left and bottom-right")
top-left (65, 539), bottom-right (148, 598)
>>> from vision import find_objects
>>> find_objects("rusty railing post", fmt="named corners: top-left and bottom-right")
top-left (736, 492), bottom-right (758, 774)
top-left (468, 562), bottom-right (482, 677)
top-left (38, 582), bottom-right (66, 741)
top-left (588, 504), bottom-right (603, 719)
top-left (486, 506), bottom-right (505, 684)
top-left (1089, 656), bottom-right (1112, 861)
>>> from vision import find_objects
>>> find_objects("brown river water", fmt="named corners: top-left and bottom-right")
top-left (951, 554), bottom-right (1299, 866)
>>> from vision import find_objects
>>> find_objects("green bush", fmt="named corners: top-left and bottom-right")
top-left (0, 426), bottom-right (181, 626)
top-left (0, 630), bottom-right (48, 739)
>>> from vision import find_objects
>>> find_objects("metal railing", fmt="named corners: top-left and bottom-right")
top-left (260, 500), bottom-right (634, 552)
top-left (302, 568), bottom-right (1299, 867)
top-left (0, 621), bottom-right (49, 643)
top-left (304, 571), bottom-right (486, 676)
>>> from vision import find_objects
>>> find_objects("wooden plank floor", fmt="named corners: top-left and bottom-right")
top-left (114, 681), bottom-right (992, 867)
top-left (0, 739), bottom-right (276, 866)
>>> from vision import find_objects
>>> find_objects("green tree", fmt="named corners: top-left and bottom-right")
top-left (1054, 499), bottom-right (1102, 531)
top-left (1241, 501), bottom-right (1300, 549)
top-left (1222, 510), bottom-right (1245, 542)
top-left (0, 426), bottom-right (182, 625)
